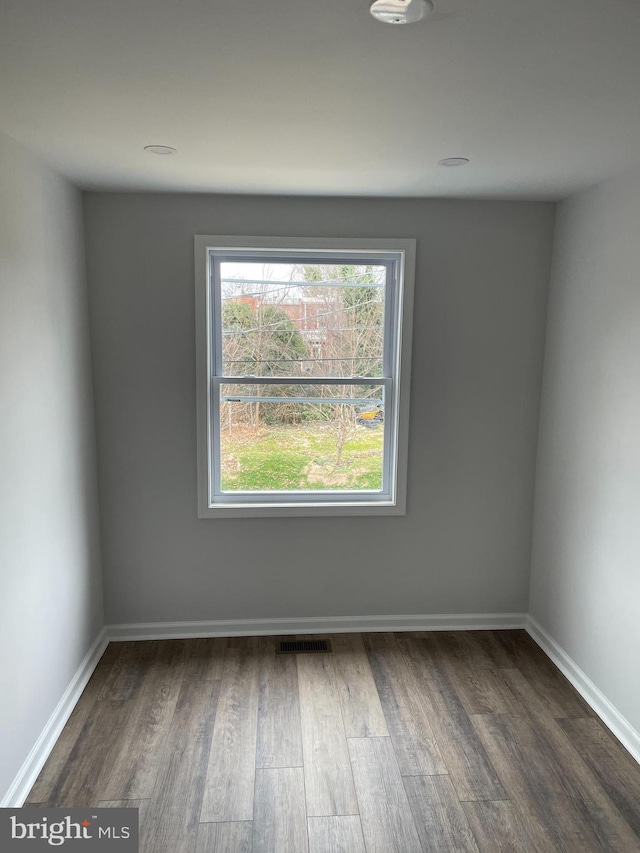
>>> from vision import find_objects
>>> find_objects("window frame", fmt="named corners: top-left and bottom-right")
top-left (195, 236), bottom-right (415, 517)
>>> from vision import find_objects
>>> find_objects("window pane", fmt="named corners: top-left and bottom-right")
top-left (219, 383), bottom-right (385, 493)
top-left (220, 262), bottom-right (386, 377)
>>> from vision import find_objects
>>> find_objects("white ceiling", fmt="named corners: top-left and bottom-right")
top-left (1, 0), bottom-right (639, 199)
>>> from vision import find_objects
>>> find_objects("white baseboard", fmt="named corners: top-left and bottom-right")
top-left (1, 628), bottom-right (109, 808)
top-left (106, 612), bottom-right (528, 641)
top-left (526, 617), bottom-right (640, 765)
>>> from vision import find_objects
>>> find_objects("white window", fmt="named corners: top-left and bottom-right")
top-left (194, 236), bottom-right (415, 517)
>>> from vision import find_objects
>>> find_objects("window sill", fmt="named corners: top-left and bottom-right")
top-left (198, 499), bottom-right (406, 518)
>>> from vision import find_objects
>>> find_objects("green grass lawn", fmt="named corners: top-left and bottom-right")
top-left (221, 423), bottom-right (384, 492)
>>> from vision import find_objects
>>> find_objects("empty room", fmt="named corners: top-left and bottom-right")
top-left (1, 0), bottom-right (639, 850)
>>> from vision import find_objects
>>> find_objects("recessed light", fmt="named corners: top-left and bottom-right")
top-left (144, 145), bottom-right (177, 155)
top-left (370, 0), bottom-right (433, 25)
top-left (438, 157), bottom-right (470, 167)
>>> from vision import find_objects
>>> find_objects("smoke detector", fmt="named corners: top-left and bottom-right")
top-left (370, 0), bottom-right (433, 24)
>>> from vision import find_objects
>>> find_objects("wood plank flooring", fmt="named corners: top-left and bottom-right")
top-left (26, 630), bottom-right (640, 852)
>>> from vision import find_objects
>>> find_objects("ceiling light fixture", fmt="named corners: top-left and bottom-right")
top-left (438, 157), bottom-right (470, 166)
top-left (144, 145), bottom-right (177, 155)
top-left (370, 0), bottom-right (433, 25)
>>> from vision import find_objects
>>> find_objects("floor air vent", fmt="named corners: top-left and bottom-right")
top-left (277, 639), bottom-right (332, 654)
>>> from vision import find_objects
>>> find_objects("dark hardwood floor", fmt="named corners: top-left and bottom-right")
top-left (26, 630), bottom-right (640, 852)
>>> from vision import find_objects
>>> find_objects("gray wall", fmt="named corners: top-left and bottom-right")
top-left (0, 133), bottom-right (104, 800)
top-left (530, 166), bottom-right (640, 734)
top-left (84, 193), bottom-right (555, 625)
